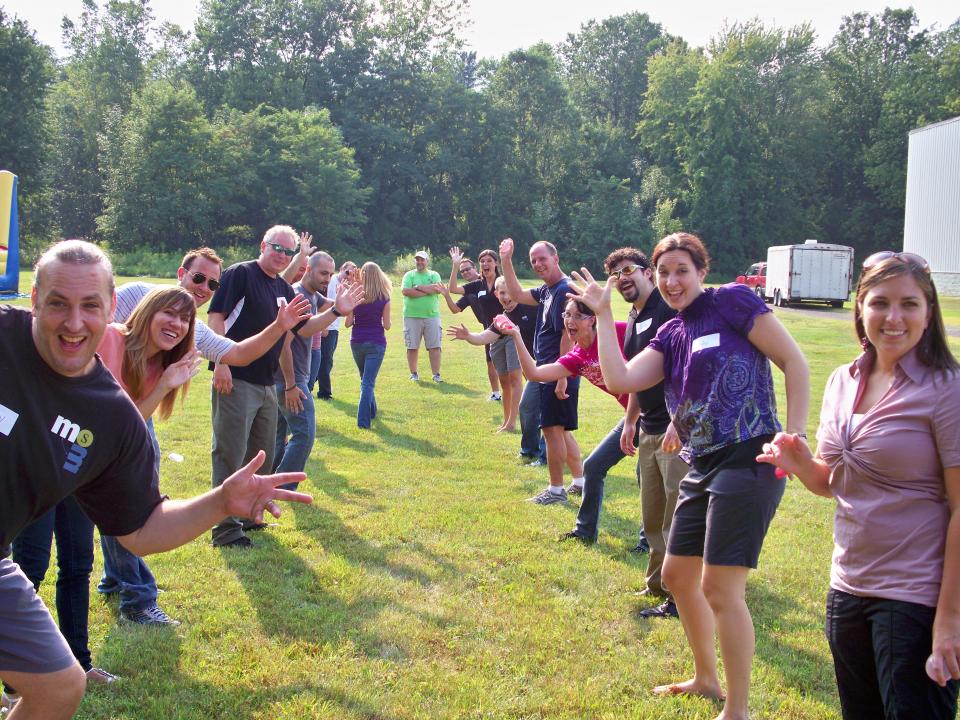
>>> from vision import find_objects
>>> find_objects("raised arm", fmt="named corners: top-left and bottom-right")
top-left (135, 350), bottom-right (202, 419)
top-left (297, 282), bottom-right (364, 337)
top-left (499, 238), bottom-right (536, 306)
top-left (281, 231), bottom-right (315, 283)
top-left (219, 295), bottom-right (312, 367)
top-left (747, 312), bottom-right (810, 435)
top-left (448, 247), bottom-right (465, 295)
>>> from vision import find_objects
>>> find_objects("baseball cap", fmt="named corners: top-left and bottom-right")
top-left (414, 250), bottom-right (429, 260)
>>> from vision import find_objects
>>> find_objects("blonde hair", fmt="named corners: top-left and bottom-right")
top-left (360, 262), bottom-right (392, 303)
top-left (121, 287), bottom-right (197, 420)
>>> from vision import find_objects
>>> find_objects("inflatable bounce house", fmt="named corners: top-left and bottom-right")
top-left (0, 170), bottom-right (20, 298)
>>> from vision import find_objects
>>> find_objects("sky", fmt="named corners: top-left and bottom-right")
top-left (3, 0), bottom-right (958, 59)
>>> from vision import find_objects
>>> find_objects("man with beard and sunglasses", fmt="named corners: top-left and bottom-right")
top-left (562, 248), bottom-right (688, 619)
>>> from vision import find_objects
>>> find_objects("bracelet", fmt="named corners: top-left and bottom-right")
top-left (331, 307), bottom-right (343, 317)
top-left (285, 386), bottom-right (296, 392)
top-left (796, 432), bottom-right (808, 439)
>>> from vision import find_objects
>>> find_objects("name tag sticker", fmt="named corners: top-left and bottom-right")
top-left (691, 333), bottom-right (720, 353)
top-left (477, 290), bottom-right (487, 297)
top-left (0, 404), bottom-right (19, 436)
top-left (635, 318), bottom-right (652, 334)
top-left (277, 297), bottom-right (285, 307)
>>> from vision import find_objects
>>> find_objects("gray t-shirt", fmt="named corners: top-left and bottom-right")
top-left (115, 282), bottom-right (236, 364)
top-left (273, 282), bottom-right (319, 385)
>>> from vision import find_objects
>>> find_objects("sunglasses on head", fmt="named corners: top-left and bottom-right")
top-left (268, 242), bottom-right (299, 257)
top-left (609, 263), bottom-right (647, 279)
top-left (186, 271), bottom-right (220, 292)
top-left (862, 251), bottom-right (930, 273)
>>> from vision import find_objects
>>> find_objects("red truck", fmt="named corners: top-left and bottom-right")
top-left (735, 262), bottom-right (766, 298)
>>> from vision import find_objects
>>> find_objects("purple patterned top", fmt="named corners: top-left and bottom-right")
top-left (648, 283), bottom-right (779, 461)
top-left (350, 297), bottom-right (389, 346)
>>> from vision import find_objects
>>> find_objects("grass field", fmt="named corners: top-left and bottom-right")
top-left (7, 271), bottom-right (960, 719)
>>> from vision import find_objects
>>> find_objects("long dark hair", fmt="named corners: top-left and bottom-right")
top-left (854, 258), bottom-right (958, 373)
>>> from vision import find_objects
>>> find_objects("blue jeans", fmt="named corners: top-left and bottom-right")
top-left (98, 417), bottom-right (160, 611)
top-left (12, 495), bottom-right (95, 671)
top-left (273, 380), bottom-right (315, 488)
top-left (308, 348), bottom-right (322, 392)
top-left (351, 342), bottom-right (385, 428)
top-left (317, 330), bottom-right (339, 398)
top-left (573, 420), bottom-right (632, 541)
top-left (519, 380), bottom-right (545, 460)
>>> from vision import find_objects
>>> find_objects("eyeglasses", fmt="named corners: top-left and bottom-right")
top-left (862, 251), bottom-right (930, 273)
top-left (459, 266), bottom-right (475, 275)
top-left (267, 242), bottom-right (299, 257)
top-left (561, 312), bottom-right (591, 321)
top-left (609, 263), bottom-right (647, 279)
top-left (186, 271), bottom-right (220, 292)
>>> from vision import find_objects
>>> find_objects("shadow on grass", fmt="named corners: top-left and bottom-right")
top-left (91, 630), bottom-right (403, 720)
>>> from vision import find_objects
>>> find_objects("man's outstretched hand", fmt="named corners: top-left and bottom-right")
top-left (220, 450), bottom-right (312, 524)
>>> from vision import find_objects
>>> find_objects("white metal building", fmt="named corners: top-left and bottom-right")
top-left (903, 115), bottom-right (960, 296)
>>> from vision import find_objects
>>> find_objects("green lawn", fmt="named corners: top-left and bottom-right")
top-left (9, 272), bottom-right (959, 719)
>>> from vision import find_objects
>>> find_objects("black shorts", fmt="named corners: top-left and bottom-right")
top-left (667, 436), bottom-right (784, 568)
top-left (538, 377), bottom-right (579, 431)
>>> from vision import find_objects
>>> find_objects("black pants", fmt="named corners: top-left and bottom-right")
top-left (826, 588), bottom-right (958, 719)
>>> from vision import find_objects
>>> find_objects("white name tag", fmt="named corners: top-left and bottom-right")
top-left (276, 296), bottom-right (286, 307)
top-left (477, 290), bottom-right (487, 297)
top-left (691, 333), bottom-right (720, 353)
top-left (635, 318), bottom-right (652, 334)
top-left (0, 404), bottom-right (19, 436)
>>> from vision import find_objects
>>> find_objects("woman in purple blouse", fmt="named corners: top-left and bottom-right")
top-left (759, 252), bottom-right (960, 719)
top-left (577, 232), bottom-right (809, 720)
top-left (345, 262), bottom-right (392, 429)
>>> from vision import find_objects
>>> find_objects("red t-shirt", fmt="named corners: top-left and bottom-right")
top-left (556, 321), bottom-right (629, 408)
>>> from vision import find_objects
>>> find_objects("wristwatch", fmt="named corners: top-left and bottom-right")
top-left (331, 307), bottom-right (343, 317)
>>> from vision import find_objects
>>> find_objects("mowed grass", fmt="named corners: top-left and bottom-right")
top-left (9, 271), bottom-right (960, 720)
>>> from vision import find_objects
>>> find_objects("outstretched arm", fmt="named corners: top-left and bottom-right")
top-left (446, 323), bottom-right (500, 346)
top-left (219, 295), bottom-right (312, 367)
top-left (117, 451), bottom-right (311, 556)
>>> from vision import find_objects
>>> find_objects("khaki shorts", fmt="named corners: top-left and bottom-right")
top-left (403, 316), bottom-right (442, 350)
top-left (489, 334), bottom-right (520, 374)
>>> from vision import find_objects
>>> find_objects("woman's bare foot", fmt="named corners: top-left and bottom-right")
top-left (497, 423), bottom-right (516, 433)
top-left (652, 678), bottom-right (725, 701)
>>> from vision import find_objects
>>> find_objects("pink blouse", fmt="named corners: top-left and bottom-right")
top-left (97, 324), bottom-right (163, 404)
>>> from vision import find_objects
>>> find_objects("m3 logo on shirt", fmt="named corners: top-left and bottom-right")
top-left (51, 415), bottom-right (95, 474)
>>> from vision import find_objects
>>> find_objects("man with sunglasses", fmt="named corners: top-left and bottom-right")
top-left (206, 225), bottom-right (359, 549)
top-left (105, 246), bottom-right (312, 624)
top-left (564, 248), bottom-right (687, 618)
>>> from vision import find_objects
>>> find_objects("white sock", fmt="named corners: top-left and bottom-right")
top-left (571, 477), bottom-right (585, 488)
top-left (549, 485), bottom-right (565, 495)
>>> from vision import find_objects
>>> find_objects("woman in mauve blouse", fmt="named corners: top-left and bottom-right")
top-left (759, 252), bottom-right (960, 719)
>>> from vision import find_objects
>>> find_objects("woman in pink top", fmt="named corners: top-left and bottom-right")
top-left (759, 252), bottom-right (960, 718)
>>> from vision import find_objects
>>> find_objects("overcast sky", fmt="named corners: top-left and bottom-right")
top-left (4, 0), bottom-right (957, 59)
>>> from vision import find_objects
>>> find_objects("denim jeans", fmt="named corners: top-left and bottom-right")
top-left (573, 420), bottom-right (633, 541)
top-left (273, 379), bottom-right (315, 488)
top-left (99, 417), bottom-right (160, 610)
top-left (519, 380), bottom-right (545, 460)
top-left (11, 495), bottom-right (95, 672)
top-left (316, 330), bottom-right (339, 398)
top-left (351, 342), bottom-right (386, 428)
top-left (826, 588), bottom-right (958, 719)
top-left (308, 347), bottom-right (322, 392)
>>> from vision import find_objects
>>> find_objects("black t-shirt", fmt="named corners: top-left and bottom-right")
top-left (455, 278), bottom-right (503, 328)
top-left (208, 260), bottom-right (301, 386)
top-left (623, 289), bottom-right (676, 435)
top-left (530, 277), bottom-right (573, 364)
top-left (491, 305), bottom-right (537, 357)
top-left (0, 306), bottom-right (162, 548)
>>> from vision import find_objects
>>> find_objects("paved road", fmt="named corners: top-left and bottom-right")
top-left (771, 303), bottom-right (960, 337)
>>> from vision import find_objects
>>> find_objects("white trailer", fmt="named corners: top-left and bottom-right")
top-left (764, 240), bottom-right (854, 308)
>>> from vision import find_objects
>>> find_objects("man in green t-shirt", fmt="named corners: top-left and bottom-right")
top-left (401, 250), bottom-right (443, 382)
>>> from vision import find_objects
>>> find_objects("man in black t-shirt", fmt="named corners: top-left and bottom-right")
top-left (500, 238), bottom-right (583, 505)
top-left (207, 225), bottom-right (356, 548)
top-left (0, 240), bottom-right (311, 718)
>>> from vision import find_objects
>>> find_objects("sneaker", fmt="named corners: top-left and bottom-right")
top-left (217, 535), bottom-right (253, 549)
top-left (566, 483), bottom-right (583, 497)
top-left (528, 458), bottom-right (546, 468)
top-left (1, 692), bottom-right (20, 715)
top-left (432, 373), bottom-right (442, 383)
top-left (488, 392), bottom-right (502, 401)
top-left (558, 531), bottom-right (594, 545)
top-left (120, 604), bottom-right (181, 627)
top-left (242, 521), bottom-right (269, 532)
top-left (631, 538), bottom-right (651, 554)
top-left (86, 667), bottom-right (119, 685)
top-left (638, 599), bottom-right (679, 619)
top-left (527, 487), bottom-right (568, 505)
top-left (409, 372), bottom-right (419, 382)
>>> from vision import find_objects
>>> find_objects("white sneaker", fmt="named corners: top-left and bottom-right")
top-left (488, 392), bottom-right (502, 401)
top-left (1, 692), bottom-right (21, 715)
top-left (409, 372), bottom-right (419, 382)
top-left (432, 373), bottom-right (443, 383)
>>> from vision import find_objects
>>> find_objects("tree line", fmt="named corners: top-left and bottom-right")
top-left (1, 0), bottom-right (958, 276)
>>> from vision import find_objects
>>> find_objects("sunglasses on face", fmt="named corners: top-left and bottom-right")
top-left (862, 251), bottom-right (930, 273)
top-left (609, 263), bottom-right (647, 279)
top-left (268, 242), bottom-right (299, 257)
top-left (187, 271), bottom-right (220, 292)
